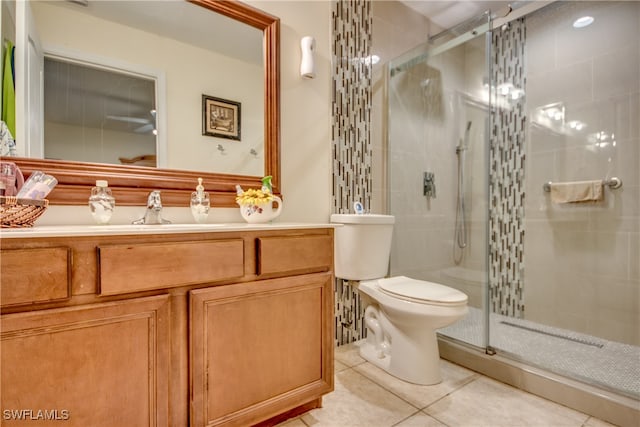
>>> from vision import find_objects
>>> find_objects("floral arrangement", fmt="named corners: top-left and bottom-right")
top-left (235, 177), bottom-right (281, 223)
top-left (235, 188), bottom-right (273, 206)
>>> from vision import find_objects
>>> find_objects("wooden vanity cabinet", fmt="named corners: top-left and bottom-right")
top-left (190, 272), bottom-right (333, 427)
top-left (0, 227), bottom-right (334, 427)
top-left (1, 295), bottom-right (170, 426)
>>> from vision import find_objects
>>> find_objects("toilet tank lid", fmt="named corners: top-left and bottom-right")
top-left (330, 214), bottom-right (395, 225)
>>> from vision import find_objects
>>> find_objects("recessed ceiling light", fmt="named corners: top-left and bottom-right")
top-left (573, 16), bottom-right (594, 28)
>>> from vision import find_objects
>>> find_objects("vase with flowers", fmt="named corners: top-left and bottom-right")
top-left (235, 178), bottom-right (282, 223)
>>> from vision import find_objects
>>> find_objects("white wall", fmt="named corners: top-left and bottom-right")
top-left (245, 0), bottom-right (332, 223)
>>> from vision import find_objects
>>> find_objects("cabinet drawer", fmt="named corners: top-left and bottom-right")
top-left (0, 247), bottom-right (71, 307)
top-left (257, 235), bottom-right (332, 276)
top-left (98, 239), bottom-right (244, 295)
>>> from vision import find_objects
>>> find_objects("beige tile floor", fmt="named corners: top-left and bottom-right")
top-left (278, 341), bottom-right (618, 427)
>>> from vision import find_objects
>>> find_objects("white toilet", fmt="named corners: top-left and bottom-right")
top-left (331, 213), bottom-right (468, 385)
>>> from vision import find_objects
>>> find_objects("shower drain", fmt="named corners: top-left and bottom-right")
top-left (499, 321), bottom-right (605, 348)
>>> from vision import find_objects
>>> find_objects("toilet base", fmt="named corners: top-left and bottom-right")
top-left (354, 278), bottom-right (468, 386)
top-left (358, 328), bottom-right (443, 386)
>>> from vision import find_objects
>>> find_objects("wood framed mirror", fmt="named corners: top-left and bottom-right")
top-left (5, 0), bottom-right (280, 207)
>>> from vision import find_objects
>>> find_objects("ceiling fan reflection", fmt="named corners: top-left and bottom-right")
top-left (106, 110), bottom-right (156, 134)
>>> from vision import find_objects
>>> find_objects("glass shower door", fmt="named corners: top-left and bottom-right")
top-left (487, 1), bottom-right (640, 399)
top-left (387, 0), bottom-right (639, 400)
top-left (387, 22), bottom-right (492, 351)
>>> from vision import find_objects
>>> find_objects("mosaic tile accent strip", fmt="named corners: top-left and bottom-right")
top-left (332, 0), bottom-right (373, 346)
top-left (332, 0), bottom-right (373, 215)
top-left (489, 18), bottom-right (527, 318)
top-left (334, 280), bottom-right (368, 345)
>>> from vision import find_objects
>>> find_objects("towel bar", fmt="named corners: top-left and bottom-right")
top-left (543, 177), bottom-right (622, 192)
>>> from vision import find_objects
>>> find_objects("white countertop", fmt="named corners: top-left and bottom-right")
top-left (0, 222), bottom-right (338, 238)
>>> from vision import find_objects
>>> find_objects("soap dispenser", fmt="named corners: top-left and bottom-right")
top-left (89, 180), bottom-right (115, 224)
top-left (190, 178), bottom-right (210, 223)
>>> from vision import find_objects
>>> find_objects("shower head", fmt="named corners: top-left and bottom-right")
top-left (464, 121), bottom-right (472, 147)
top-left (492, 5), bottom-right (513, 19)
top-left (457, 121), bottom-right (473, 153)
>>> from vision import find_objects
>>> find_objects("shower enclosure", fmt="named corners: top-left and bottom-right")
top-left (387, 1), bottom-right (639, 401)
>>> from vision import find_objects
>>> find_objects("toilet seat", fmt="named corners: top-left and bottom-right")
top-left (377, 276), bottom-right (468, 306)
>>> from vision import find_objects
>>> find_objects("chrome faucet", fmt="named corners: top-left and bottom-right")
top-left (132, 190), bottom-right (171, 225)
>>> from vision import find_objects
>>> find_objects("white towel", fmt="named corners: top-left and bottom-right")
top-left (549, 180), bottom-right (604, 204)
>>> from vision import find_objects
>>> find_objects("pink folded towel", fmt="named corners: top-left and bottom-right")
top-left (549, 180), bottom-right (604, 204)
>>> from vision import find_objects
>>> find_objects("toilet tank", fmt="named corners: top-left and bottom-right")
top-left (330, 214), bottom-right (395, 280)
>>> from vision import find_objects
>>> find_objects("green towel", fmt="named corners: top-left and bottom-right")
top-left (2, 40), bottom-right (16, 138)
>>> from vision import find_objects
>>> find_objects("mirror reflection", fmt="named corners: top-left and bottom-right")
top-left (31, 0), bottom-right (265, 176)
top-left (44, 57), bottom-right (158, 167)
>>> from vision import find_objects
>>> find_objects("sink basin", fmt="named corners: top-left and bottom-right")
top-left (88, 223), bottom-right (228, 231)
top-left (78, 223), bottom-right (232, 235)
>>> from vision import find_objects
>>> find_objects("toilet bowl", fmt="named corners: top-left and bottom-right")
top-left (330, 214), bottom-right (469, 385)
top-left (358, 276), bottom-right (467, 385)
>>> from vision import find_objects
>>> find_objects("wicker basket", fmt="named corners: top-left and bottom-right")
top-left (0, 196), bottom-right (49, 228)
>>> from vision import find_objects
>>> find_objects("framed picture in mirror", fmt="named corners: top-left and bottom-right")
top-left (202, 95), bottom-right (241, 141)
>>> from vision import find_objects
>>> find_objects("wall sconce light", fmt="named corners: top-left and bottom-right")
top-left (300, 36), bottom-right (316, 79)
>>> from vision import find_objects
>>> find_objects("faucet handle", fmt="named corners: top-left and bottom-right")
top-left (147, 190), bottom-right (163, 208)
top-left (423, 172), bottom-right (436, 199)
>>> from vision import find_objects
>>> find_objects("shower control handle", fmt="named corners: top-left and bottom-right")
top-left (424, 172), bottom-right (436, 199)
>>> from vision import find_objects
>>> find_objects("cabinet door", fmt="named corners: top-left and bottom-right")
top-left (190, 273), bottom-right (334, 427)
top-left (1, 295), bottom-right (169, 427)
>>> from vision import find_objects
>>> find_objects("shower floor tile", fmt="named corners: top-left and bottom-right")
top-left (440, 307), bottom-right (640, 399)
